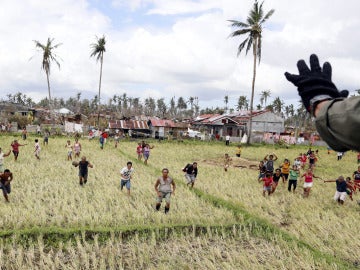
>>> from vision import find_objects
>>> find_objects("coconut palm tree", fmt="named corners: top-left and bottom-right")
top-left (33, 37), bottom-right (62, 110)
top-left (260, 89), bottom-right (271, 108)
top-left (90, 35), bottom-right (106, 127)
top-left (228, 1), bottom-right (274, 144)
top-left (224, 95), bottom-right (229, 112)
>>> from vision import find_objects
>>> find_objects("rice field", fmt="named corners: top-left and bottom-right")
top-left (0, 134), bottom-right (359, 269)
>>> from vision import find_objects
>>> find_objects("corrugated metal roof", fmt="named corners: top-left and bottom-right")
top-left (108, 120), bottom-right (149, 130)
top-left (150, 119), bottom-right (176, 127)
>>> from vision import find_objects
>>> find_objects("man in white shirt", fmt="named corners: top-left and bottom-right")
top-left (0, 148), bottom-right (11, 173)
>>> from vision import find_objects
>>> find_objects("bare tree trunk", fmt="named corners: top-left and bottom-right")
top-left (247, 38), bottom-right (257, 145)
top-left (97, 55), bottom-right (103, 128)
top-left (46, 70), bottom-right (54, 122)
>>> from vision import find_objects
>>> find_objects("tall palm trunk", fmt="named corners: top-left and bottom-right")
top-left (97, 55), bottom-right (103, 127)
top-left (46, 70), bottom-right (54, 122)
top-left (247, 38), bottom-right (257, 144)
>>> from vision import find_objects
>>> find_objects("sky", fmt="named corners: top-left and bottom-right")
top-left (1, 0), bottom-right (360, 111)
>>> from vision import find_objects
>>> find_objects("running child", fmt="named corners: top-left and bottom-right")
top-left (143, 144), bottom-right (154, 165)
top-left (288, 165), bottom-right (300, 193)
top-left (120, 161), bottom-right (135, 196)
top-left (261, 172), bottom-right (273, 197)
top-left (73, 139), bottom-right (81, 159)
top-left (0, 169), bottom-right (13, 202)
top-left (264, 153), bottom-right (278, 173)
top-left (258, 160), bottom-right (267, 181)
top-left (280, 158), bottom-right (290, 183)
top-left (65, 140), bottom-right (73, 161)
top-left (308, 151), bottom-right (317, 169)
top-left (345, 177), bottom-right (355, 201)
top-left (34, 139), bottom-right (41, 160)
top-left (271, 168), bottom-right (284, 194)
top-left (136, 142), bottom-right (143, 160)
top-left (10, 140), bottom-right (26, 161)
top-left (114, 133), bottom-right (120, 148)
top-left (301, 168), bottom-right (321, 198)
top-left (293, 156), bottom-right (301, 170)
top-left (224, 153), bottom-right (232, 172)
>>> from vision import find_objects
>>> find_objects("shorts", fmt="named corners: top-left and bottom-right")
top-left (236, 154), bottom-right (241, 157)
top-left (185, 174), bottom-right (196, 184)
top-left (35, 150), bottom-right (40, 156)
top-left (156, 191), bottom-right (171, 203)
top-left (12, 151), bottom-right (19, 157)
top-left (282, 173), bottom-right (289, 180)
top-left (67, 151), bottom-right (72, 157)
top-left (121, 179), bottom-right (131, 190)
top-left (263, 186), bottom-right (272, 191)
top-left (44, 138), bottom-right (48, 143)
top-left (0, 183), bottom-right (11, 195)
top-left (334, 191), bottom-right (346, 201)
top-left (79, 172), bottom-right (88, 180)
top-left (303, 182), bottom-right (313, 188)
top-left (143, 152), bottom-right (150, 160)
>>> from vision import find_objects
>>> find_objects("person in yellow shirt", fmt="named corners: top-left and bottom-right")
top-left (280, 158), bottom-right (290, 183)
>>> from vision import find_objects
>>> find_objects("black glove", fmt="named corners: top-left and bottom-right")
top-left (284, 54), bottom-right (349, 112)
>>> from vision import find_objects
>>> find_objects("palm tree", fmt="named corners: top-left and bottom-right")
top-left (272, 96), bottom-right (284, 115)
top-left (229, 1), bottom-right (274, 144)
top-left (90, 35), bottom-right (106, 127)
top-left (237, 95), bottom-right (249, 110)
top-left (260, 89), bottom-right (271, 108)
top-left (224, 95), bottom-right (229, 112)
top-left (33, 37), bottom-right (62, 110)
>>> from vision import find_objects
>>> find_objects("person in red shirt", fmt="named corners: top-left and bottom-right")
top-left (10, 140), bottom-right (26, 161)
top-left (301, 169), bottom-right (321, 198)
top-left (261, 172), bottom-right (273, 196)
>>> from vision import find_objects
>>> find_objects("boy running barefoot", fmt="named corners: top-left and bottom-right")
top-left (65, 140), bottom-right (73, 161)
top-left (223, 153), bottom-right (232, 172)
top-left (74, 156), bottom-right (93, 186)
top-left (120, 161), bottom-right (135, 196)
top-left (0, 169), bottom-right (13, 202)
top-left (154, 168), bottom-right (176, 214)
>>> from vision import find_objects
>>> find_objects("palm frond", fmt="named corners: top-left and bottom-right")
top-left (228, 20), bottom-right (250, 28)
top-left (245, 35), bottom-right (253, 55)
top-left (237, 37), bottom-right (249, 56)
top-left (260, 9), bottom-right (275, 24)
top-left (229, 29), bottom-right (251, 38)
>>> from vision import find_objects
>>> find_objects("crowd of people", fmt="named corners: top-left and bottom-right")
top-left (256, 147), bottom-right (360, 205)
top-left (1, 128), bottom-right (360, 212)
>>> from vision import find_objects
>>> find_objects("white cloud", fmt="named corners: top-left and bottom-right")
top-left (1, 0), bottom-right (360, 110)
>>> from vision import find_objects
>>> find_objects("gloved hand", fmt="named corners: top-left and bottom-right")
top-left (284, 54), bottom-right (349, 112)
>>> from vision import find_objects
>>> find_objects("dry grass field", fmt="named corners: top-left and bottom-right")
top-left (0, 134), bottom-right (359, 269)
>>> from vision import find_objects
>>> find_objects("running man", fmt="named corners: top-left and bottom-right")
top-left (120, 161), bottom-right (135, 196)
top-left (324, 176), bottom-right (350, 205)
top-left (184, 162), bottom-right (198, 188)
top-left (74, 156), bottom-right (93, 186)
top-left (154, 168), bottom-right (176, 214)
top-left (0, 169), bottom-right (13, 202)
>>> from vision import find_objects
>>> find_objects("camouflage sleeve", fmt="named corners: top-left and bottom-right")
top-left (315, 97), bottom-right (360, 152)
